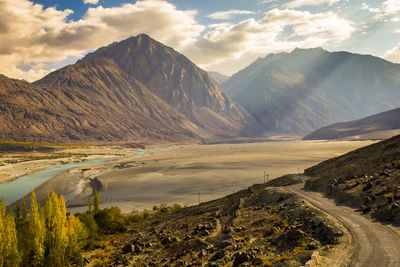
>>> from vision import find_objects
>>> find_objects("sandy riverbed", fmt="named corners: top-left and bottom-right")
top-left (29, 140), bottom-right (375, 213)
top-left (0, 146), bottom-right (134, 184)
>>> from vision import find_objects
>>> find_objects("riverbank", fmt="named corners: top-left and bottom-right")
top-left (27, 141), bottom-right (375, 214)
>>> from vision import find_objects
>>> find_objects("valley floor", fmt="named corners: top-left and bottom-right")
top-left (29, 140), bottom-right (374, 213)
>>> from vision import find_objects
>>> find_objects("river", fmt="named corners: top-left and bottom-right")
top-left (0, 147), bottom-right (172, 205)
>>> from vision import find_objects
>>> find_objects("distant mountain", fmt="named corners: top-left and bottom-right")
top-left (0, 34), bottom-right (262, 143)
top-left (304, 107), bottom-right (400, 140)
top-left (208, 71), bottom-right (229, 84)
top-left (222, 48), bottom-right (400, 135)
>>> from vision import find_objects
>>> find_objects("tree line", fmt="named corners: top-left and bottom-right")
top-left (0, 189), bottom-right (122, 266)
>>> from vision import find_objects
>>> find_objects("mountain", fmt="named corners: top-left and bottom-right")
top-left (304, 107), bottom-right (400, 140)
top-left (76, 34), bottom-right (262, 138)
top-left (0, 59), bottom-right (196, 142)
top-left (208, 71), bottom-right (229, 84)
top-left (222, 48), bottom-right (400, 135)
top-left (0, 34), bottom-right (262, 143)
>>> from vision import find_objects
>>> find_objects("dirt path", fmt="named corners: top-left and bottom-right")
top-left (286, 176), bottom-right (400, 267)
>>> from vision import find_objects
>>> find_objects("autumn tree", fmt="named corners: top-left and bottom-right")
top-left (21, 199), bottom-right (27, 222)
top-left (43, 192), bottom-right (67, 267)
top-left (0, 198), bottom-right (21, 266)
top-left (88, 197), bottom-right (92, 214)
top-left (94, 189), bottom-right (100, 213)
top-left (65, 214), bottom-right (88, 264)
top-left (28, 190), bottom-right (45, 266)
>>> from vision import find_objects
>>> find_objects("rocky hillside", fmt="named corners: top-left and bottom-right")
top-left (304, 107), bottom-right (400, 140)
top-left (222, 48), bottom-right (400, 135)
top-left (0, 35), bottom-right (263, 143)
top-left (305, 134), bottom-right (400, 224)
top-left (0, 60), bottom-right (195, 142)
top-left (92, 185), bottom-right (345, 266)
top-left (74, 34), bottom-right (263, 138)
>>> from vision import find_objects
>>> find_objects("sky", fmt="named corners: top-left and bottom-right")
top-left (1, 0), bottom-right (400, 81)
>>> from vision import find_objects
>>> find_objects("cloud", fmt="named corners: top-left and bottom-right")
top-left (208, 9), bottom-right (256, 20)
top-left (284, 0), bottom-right (340, 8)
top-left (365, 0), bottom-right (400, 21)
top-left (83, 0), bottom-right (99, 5)
top-left (185, 8), bottom-right (355, 74)
top-left (384, 43), bottom-right (400, 63)
top-left (0, 0), bottom-right (204, 81)
top-left (0, 0), bottom-right (355, 80)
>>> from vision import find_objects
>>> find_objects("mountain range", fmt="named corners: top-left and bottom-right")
top-left (0, 34), bottom-right (262, 143)
top-left (2, 35), bottom-right (400, 143)
top-left (303, 107), bottom-right (400, 140)
top-left (222, 48), bottom-right (400, 135)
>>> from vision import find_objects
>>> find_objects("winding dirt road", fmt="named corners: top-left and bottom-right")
top-left (286, 176), bottom-right (400, 267)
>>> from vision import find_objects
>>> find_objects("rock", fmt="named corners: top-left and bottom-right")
top-left (210, 250), bottom-right (225, 261)
top-left (122, 244), bottom-right (135, 254)
top-left (218, 239), bottom-right (233, 249)
top-left (233, 252), bottom-right (253, 265)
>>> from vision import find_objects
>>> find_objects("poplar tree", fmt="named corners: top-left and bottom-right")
top-left (65, 214), bottom-right (87, 264)
top-left (88, 197), bottom-right (92, 214)
top-left (14, 202), bottom-right (20, 225)
top-left (2, 212), bottom-right (20, 266)
top-left (94, 189), bottom-right (100, 214)
top-left (0, 200), bottom-right (3, 267)
top-left (43, 192), bottom-right (67, 267)
top-left (28, 190), bottom-right (45, 266)
top-left (21, 199), bottom-right (27, 222)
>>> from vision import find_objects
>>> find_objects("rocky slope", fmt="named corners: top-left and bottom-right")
top-left (304, 107), bottom-right (400, 140)
top-left (305, 134), bottom-right (400, 224)
top-left (92, 185), bottom-right (345, 266)
top-left (222, 48), bottom-right (400, 135)
top-left (0, 34), bottom-right (263, 143)
top-left (0, 60), bottom-right (195, 142)
top-left (75, 34), bottom-right (263, 138)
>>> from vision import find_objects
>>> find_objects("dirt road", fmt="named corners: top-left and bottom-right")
top-left (286, 177), bottom-right (400, 267)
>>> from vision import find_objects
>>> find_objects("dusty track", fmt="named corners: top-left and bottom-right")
top-left (286, 176), bottom-right (400, 267)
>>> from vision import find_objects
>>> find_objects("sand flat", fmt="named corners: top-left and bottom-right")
top-left (28, 140), bottom-right (375, 213)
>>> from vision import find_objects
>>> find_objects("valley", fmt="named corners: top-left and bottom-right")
top-left (11, 140), bottom-right (374, 213)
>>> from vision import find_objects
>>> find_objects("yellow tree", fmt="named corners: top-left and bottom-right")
top-left (14, 202), bottom-right (20, 225)
top-left (0, 198), bottom-right (4, 267)
top-left (21, 199), bottom-right (27, 222)
top-left (94, 189), bottom-right (100, 213)
top-left (43, 192), bottom-right (67, 267)
top-left (88, 197), bottom-right (92, 214)
top-left (28, 190), bottom-right (45, 266)
top-left (65, 213), bottom-right (88, 264)
top-left (2, 212), bottom-right (20, 266)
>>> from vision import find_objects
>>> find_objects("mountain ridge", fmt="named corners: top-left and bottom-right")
top-left (1, 34), bottom-right (263, 143)
top-left (303, 107), bottom-right (400, 140)
top-left (222, 47), bottom-right (400, 135)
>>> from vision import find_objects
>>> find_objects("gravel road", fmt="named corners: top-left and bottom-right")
top-left (286, 176), bottom-right (400, 267)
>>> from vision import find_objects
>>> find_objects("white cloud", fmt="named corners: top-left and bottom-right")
top-left (83, 0), bottom-right (99, 5)
top-left (384, 43), bottom-right (400, 63)
top-left (284, 0), bottom-right (340, 8)
top-left (0, 0), bottom-right (355, 80)
top-left (0, 0), bottom-right (204, 81)
top-left (208, 10), bottom-right (256, 20)
top-left (185, 8), bottom-right (355, 74)
top-left (370, 0), bottom-right (400, 21)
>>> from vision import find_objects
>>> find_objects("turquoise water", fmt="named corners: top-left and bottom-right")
top-left (0, 146), bottom-right (172, 205)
